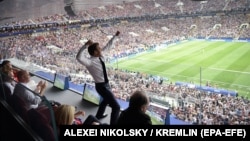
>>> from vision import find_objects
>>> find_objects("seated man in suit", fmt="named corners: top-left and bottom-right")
top-left (13, 70), bottom-right (47, 110)
top-left (117, 90), bottom-right (152, 125)
top-left (0, 60), bottom-right (18, 82)
top-left (0, 69), bottom-right (16, 102)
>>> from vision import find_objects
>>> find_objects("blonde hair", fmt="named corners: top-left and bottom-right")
top-left (54, 104), bottom-right (75, 125)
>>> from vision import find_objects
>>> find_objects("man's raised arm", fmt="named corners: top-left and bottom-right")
top-left (102, 31), bottom-right (120, 51)
top-left (76, 40), bottom-right (93, 65)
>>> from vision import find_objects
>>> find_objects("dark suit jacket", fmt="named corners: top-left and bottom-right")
top-left (13, 83), bottom-right (41, 110)
top-left (117, 107), bottom-right (152, 125)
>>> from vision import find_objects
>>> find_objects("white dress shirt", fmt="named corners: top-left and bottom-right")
top-left (76, 35), bottom-right (117, 83)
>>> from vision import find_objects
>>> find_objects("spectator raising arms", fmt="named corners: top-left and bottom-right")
top-left (76, 31), bottom-right (121, 125)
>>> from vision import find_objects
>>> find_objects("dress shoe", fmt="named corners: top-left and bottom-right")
top-left (96, 114), bottom-right (108, 120)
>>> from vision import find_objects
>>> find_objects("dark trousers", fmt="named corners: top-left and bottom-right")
top-left (95, 82), bottom-right (120, 125)
top-left (83, 115), bottom-right (108, 125)
top-left (83, 115), bottom-right (100, 125)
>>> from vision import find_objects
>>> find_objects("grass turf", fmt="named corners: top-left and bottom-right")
top-left (109, 40), bottom-right (250, 98)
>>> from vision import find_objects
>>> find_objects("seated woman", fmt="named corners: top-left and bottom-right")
top-left (54, 104), bottom-right (103, 126)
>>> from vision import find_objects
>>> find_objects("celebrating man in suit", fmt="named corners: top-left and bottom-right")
top-left (76, 31), bottom-right (120, 125)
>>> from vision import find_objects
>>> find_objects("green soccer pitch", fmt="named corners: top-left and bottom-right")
top-left (109, 40), bottom-right (250, 98)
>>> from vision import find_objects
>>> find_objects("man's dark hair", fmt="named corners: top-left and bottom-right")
top-left (129, 90), bottom-right (149, 110)
top-left (88, 43), bottom-right (99, 56)
top-left (0, 60), bottom-right (10, 68)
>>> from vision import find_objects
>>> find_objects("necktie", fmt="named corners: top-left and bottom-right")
top-left (99, 57), bottom-right (109, 83)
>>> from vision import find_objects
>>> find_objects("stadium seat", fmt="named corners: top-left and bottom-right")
top-left (27, 108), bottom-right (56, 141)
top-left (0, 84), bottom-right (12, 102)
top-left (8, 94), bottom-right (29, 124)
